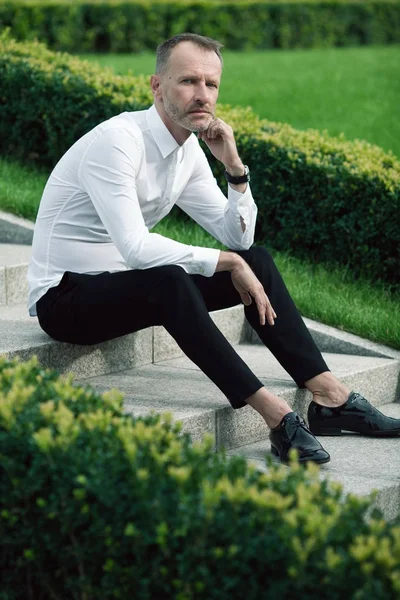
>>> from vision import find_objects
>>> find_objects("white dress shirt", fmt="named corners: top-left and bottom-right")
top-left (28, 104), bottom-right (258, 316)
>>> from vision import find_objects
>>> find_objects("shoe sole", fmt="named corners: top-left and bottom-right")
top-left (271, 445), bottom-right (331, 465)
top-left (310, 426), bottom-right (400, 437)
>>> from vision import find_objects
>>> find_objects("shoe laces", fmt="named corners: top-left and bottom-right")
top-left (283, 414), bottom-right (311, 443)
top-left (350, 392), bottom-right (368, 405)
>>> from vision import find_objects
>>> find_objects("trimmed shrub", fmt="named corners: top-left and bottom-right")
top-left (211, 106), bottom-right (400, 288)
top-left (0, 33), bottom-right (399, 287)
top-left (1, 0), bottom-right (399, 53)
top-left (0, 32), bottom-right (152, 166)
top-left (1, 355), bottom-right (400, 600)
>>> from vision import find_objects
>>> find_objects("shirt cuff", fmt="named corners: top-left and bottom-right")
top-left (190, 247), bottom-right (220, 277)
top-left (227, 183), bottom-right (254, 229)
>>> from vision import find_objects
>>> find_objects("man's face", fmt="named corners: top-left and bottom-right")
top-left (155, 42), bottom-right (222, 133)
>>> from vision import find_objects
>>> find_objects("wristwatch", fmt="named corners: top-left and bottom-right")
top-left (224, 165), bottom-right (250, 185)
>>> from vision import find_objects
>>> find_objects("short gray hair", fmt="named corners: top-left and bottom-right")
top-left (155, 33), bottom-right (224, 74)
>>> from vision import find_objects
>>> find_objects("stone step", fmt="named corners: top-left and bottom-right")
top-left (0, 213), bottom-right (34, 245)
top-left (0, 302), bottom-right (247, 377)
top-left (1, 298), bottom-right (399, 380)
top-left (79, 344), bottom-right (400, 451)
top-left (227, 403), bottom-right (400, 522)
top-left (79, 347), bottom-right (400, 522)
top-left (0, 244), bottom-right (31, 305)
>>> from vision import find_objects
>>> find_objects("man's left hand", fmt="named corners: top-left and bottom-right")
top-left (198, 118), bottom-right (243, 175)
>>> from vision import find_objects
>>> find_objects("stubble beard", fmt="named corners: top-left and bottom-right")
top-left (163, 94), bottom-right (213, 133)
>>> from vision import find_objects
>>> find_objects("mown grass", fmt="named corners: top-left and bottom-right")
top-left (0, 158), bottom-right (48, 221)
top-left (1, 156), bottom-right (398, 350)
top-left (80, 45), bottom-right (400, 158)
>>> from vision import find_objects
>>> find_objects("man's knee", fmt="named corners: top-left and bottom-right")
top-left (155, 264), bottom-right (193, 292)
top-left (236, 245), bottom-right (274, 269)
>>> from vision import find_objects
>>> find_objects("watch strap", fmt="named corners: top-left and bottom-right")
top-left (224, 165), bottom-right (250, 184)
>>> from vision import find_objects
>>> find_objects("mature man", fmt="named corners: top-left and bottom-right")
top-left (28, 33), bottom-right (400, 463)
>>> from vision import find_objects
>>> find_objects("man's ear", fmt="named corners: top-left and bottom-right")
top-left (150, 74), bottom-right (162, 99)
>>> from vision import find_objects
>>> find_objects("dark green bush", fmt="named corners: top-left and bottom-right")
top-left (0, 32), bottom-right (152, 166)
top-left (1, 355), bottom-right (400, 599)
top-left (0, 33), bottom-right (399, 287)
top-left (0, 0), bottom-right (399, 53)
top-left (213, 105), bottom-right (400, 288)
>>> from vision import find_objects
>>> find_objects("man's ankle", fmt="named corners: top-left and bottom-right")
top-left (245, 388), bottom-right (292, 429)
top-left (305, 372), bottom-right (350, 407)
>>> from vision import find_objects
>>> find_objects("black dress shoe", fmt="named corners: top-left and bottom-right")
top-left (270, 412), bottom-right (330, 464)
top-left (308, 391), bottom-right (400, 437)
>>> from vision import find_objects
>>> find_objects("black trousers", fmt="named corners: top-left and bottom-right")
top-left (36, 246), bottom-right (329, 409)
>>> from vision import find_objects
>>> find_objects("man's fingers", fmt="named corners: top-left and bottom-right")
top-left (266, 304), bottom-right (276, 326)
top-left (255, 295), bottom-right (266, 326)
top-left (231, 263), bottom-right (276, 326)
top-left (240, 291), bottom-right (252, 306)
top-left (204, 118), bottom-right (232, 140)
top-left (265, 298), bottom-right (276, 326)
top-left (205, 120), bottom-right (219, 139)
top-left (255, 293), bottom-right (276, 326)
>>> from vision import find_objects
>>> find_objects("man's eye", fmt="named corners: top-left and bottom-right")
top-left (207, 83), bottom-right (217, 89)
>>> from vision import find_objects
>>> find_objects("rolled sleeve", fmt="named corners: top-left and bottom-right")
top-left (227, 184), bottom-right (258, 247)
top-left (191, 247), bottom-right (220, 276)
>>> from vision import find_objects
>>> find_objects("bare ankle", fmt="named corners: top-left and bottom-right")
top-left (245, 388), bottom-right (292, 429)
top-left (305, 372), bottom-right (350, 407)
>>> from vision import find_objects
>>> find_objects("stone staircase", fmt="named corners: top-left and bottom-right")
top-left (1, 240), bottom-right (400, 520)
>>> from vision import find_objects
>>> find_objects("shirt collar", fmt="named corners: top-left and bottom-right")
top-left (146, 104), bottom-right (180, 159)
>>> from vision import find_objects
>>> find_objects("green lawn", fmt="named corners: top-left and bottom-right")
top-left (1, 156), bottom-right (398, 350)
top-left (0, 158), bottom-right (48, 222)
top-left (80, 45), bottom-right (400, 158)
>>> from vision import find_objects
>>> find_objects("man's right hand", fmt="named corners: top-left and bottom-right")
top-left (216, 251), bottom-right (277, 326)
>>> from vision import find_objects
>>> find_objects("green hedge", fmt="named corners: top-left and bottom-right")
top-left (0, 33), bottom-right (399, 287)
top-left (1, 0), bottom-right (399, 52)
top-left (1, 355), bottom-right (400, 599)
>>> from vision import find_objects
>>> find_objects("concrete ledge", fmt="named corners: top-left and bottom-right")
top-left (0, 304), bottom-right (247, 379)
top-left (0, 268), bottom-right (5, 305)
top-left (247, 316), bottom-right (400, 360)
top-left (0, 212), bottom-right (34, 245)
top-left (304, 317), bottom-right (400, 360)
top-left (5, 264), bottom-right (29, 305)
top-left (0, 245), bottom-right (31, 305)
top-left (161, 344), bottom-right (400, 412)
top-left (79, 346), bottom-right (400, 454)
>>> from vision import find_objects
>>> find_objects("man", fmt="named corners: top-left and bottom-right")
top-left (28, 33), bottom-right (400, 464)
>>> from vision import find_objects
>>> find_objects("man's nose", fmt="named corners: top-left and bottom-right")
top-left (193, 82), bottom-right (210, 104)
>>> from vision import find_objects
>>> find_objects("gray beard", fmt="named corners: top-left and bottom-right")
top-left (164, 96), bottom-right (212, 132)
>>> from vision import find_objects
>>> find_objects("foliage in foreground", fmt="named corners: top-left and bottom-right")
top-left (0, 32), bottom-right (399, 288)
top-left (1, 356), bottom-right (400, 599)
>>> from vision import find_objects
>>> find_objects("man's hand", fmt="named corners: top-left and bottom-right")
top-left (197, 118), bottom-right (243, 176)
top-left (216, 252), bottom-right (276, 326)
top-left (231, 258), bottom-right (276, 326)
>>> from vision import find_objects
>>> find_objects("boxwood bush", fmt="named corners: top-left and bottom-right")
top-left (0, 32), bottom-right (399, 287)
top-left (1, 0), bottom-right (399, 53)
top-left (1, 355), bottom-right (400, 599)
